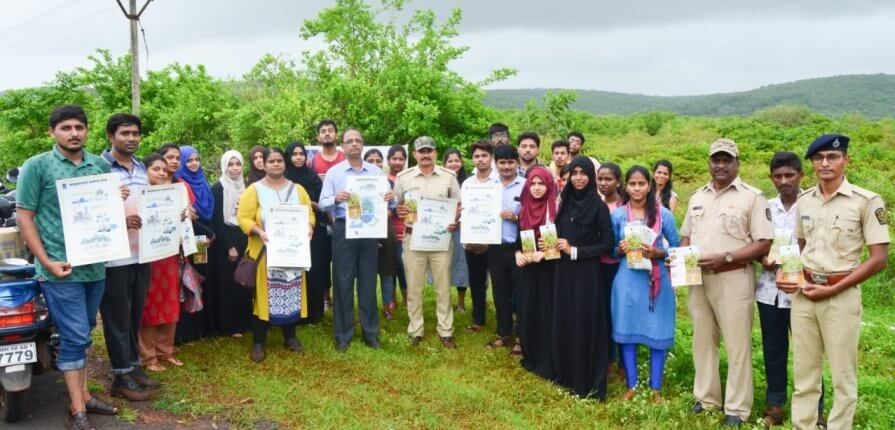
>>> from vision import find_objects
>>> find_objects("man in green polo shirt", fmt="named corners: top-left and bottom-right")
top-left (16, 105), bottom-right (120, 428)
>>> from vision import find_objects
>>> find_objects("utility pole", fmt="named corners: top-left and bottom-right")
top-left (116, 0), bottom-right (152, 115)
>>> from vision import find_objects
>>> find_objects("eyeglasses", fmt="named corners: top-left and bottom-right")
top-left (809, 153), bottom-right (844, 163)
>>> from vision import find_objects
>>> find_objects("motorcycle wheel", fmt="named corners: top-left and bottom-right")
top-left (1, 387), bottom-right (26, 423)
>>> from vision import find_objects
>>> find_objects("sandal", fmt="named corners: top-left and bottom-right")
top-left (68, 411), bottom-right (94, 430)
top-left (145, 363), bottom-right (166, 372)
top-left (164, 357), bottom-right (184, 367)
top-left (510, 340), bottom-right (523, 356)
top-left (487, 336), bottom-right (510, 349)
top-left (85, 396), bottom-right (119, 415)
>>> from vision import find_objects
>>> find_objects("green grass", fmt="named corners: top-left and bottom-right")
top-left (140, 275), bottom-right (895, 429)
top-left (128, 119), bottom-right (895, 428)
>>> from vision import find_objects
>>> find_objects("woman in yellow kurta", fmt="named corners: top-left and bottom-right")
top-left (237, 147), bottom-right (315, 363)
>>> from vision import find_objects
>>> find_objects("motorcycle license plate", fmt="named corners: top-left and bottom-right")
top-left (0, 342), bottom-right (37, 367)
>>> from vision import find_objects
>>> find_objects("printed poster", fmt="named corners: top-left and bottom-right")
top-left (137, 185), bottom-right (183, 263)
top-left (266, 204), bottom-right (312, 269)
top-left (409, 196), bottom-right (457, 251)
top-left (345, 176), bottom-right (389, 239)
top-left (460, 183), bottom-right (502, 245)
top-left (55, 173), bottom-right (130, 266)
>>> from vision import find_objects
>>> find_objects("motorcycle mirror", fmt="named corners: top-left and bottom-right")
top-left (7, 167), bottom-right (20, 184)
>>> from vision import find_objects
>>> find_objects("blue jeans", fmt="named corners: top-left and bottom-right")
top-left (40, 279), bottom-right (105, 371)
top-left (380, 274), bottom-right (395, 305)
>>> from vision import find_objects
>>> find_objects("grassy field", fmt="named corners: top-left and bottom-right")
top-left (139, 280), bottom-right (894, 429)
top-left (104, 115), bottom-right (895, 428)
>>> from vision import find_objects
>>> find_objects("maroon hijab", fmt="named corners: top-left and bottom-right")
top-left (519, 165), bottom-right (558, 238)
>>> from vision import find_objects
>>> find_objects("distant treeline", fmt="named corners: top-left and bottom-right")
top-left (485, 74), bottom-right (895, 119)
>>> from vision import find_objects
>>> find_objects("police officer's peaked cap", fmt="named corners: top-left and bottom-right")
top-left (805, 134), bottom-right (849, 159)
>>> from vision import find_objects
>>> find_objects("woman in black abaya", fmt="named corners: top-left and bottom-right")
top-left (551, 156), bottom-right (615, 399)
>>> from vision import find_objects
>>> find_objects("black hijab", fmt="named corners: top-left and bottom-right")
top-left (558, 156), bottom-right (599, 222)
top-left (285, 141), bottom-right (323, 202)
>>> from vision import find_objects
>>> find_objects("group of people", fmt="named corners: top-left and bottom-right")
top-left (16, 104), bottom-right (888, 430)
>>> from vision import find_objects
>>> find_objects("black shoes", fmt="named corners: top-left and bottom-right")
top-left (336, 341), bottom-right (350, 353)
top-left (364, 336), bottom-right (382, 349)
top-left (285, 337), bottom-right (305, 353)
top-left (130, 368), bottom-right (161, 390)
top-left (250, 344), bottom-right (266, 363)
top-left (410, 336), bottom-right (424, 347)
top-left (110, 374), bottom-right (149, 402)
top-left (723, 415), bottom-right (744, 427)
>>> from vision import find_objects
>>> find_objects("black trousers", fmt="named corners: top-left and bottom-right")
top-left (331, 220), bottom-right (380, 344)
top-left (758, 301), bottom-right (825, 412)
top-left (305, 224), bottom-right (331, 323)
top-left (488, 244), bottom-right (520, 338)
top-left (101, 263), bottom-right (150, 374)
top-left (252, 316), bottom-right (296, 345)
top-left (465, 249), bottom-right (490, 327)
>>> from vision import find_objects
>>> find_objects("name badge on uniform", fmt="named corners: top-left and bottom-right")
top-left (692, 205), bottom-right (703, 211)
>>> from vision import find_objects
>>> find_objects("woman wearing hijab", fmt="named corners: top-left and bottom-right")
top-left (211, 150), bottom-right (251, 337)
top-left (514, 165), bottom-right (559, 380)
top-left (610, 165), bottom-right (680, 402)
top-left (174, 145), bottom-right (216, 343)
top-left (284, 141), bottom-right (327, 323)
top-left (246, 145), bottom-right (267, 187)
top-left (550, 156), bottom-right (615, 399)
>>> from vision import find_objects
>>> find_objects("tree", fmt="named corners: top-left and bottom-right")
top-left (237, 0), bottom-right (515, 150)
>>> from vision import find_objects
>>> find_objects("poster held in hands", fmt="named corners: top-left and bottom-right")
top-left (267, 204), bottom-right (312, 269)
top-left (55, 173), bottom-right (130, 266)
top-left (137, 184), bottom-right (183, 263)
top-left (460, 183), bottom-right (502, 245)
top-left (409, 196), bottom-right (457, 251)
top-left (345, 176), bottom-right (389, 239)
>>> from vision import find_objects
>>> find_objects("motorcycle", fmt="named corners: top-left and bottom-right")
top-left (0, 167), bottom-right (58, 423)
top-left (0, 262), bottom-right (55, 423)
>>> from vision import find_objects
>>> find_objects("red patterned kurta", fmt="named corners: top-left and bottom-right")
top-left (142, 255), bottom-right (181, 325)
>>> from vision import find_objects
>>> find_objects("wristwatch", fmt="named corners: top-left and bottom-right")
top-left (725, 252), bottom-right (734, 264)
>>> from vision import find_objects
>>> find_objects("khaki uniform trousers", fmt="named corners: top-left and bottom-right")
top-left (687, 267), bottom-right (754, 420)
top-left (403, 233), bottom-right (454, 338)
top-left (791, 286), bottom-right (861, 430)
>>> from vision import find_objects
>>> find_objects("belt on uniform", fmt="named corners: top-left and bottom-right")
top-left (710, 262), bottom-right (747, 274)
top-left (803, 270), bottom-right (850, 286)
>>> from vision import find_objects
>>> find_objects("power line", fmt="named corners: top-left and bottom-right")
top-left (0, 0), bottom-right (89, 38)
top-left (0, 6), bottom-right (116, 52)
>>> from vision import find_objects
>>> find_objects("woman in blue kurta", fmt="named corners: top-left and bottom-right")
top-left (610, 165), bottom-right (680, 402)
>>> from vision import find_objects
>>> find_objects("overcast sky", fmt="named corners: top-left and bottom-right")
top-left (1, 0), bottom-right (893, 95)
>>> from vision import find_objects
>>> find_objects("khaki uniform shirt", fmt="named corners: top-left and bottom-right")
top-left (680, 176), bottom-right (773, 255)
top-left (796, 178), bottom-right (890, 274)
top-left (394, 165), bottom-right (460, 228)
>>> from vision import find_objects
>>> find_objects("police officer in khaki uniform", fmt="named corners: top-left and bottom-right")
top-left (680, 138), bottom-right (773, 426)
top-left (778, 134), bottom-right (889, 430)
top-left (394, 136), bottom-right (461, 348)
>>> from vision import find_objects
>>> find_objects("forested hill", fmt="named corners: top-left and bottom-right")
top-left (484, 74), bottom-right (895, 118)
